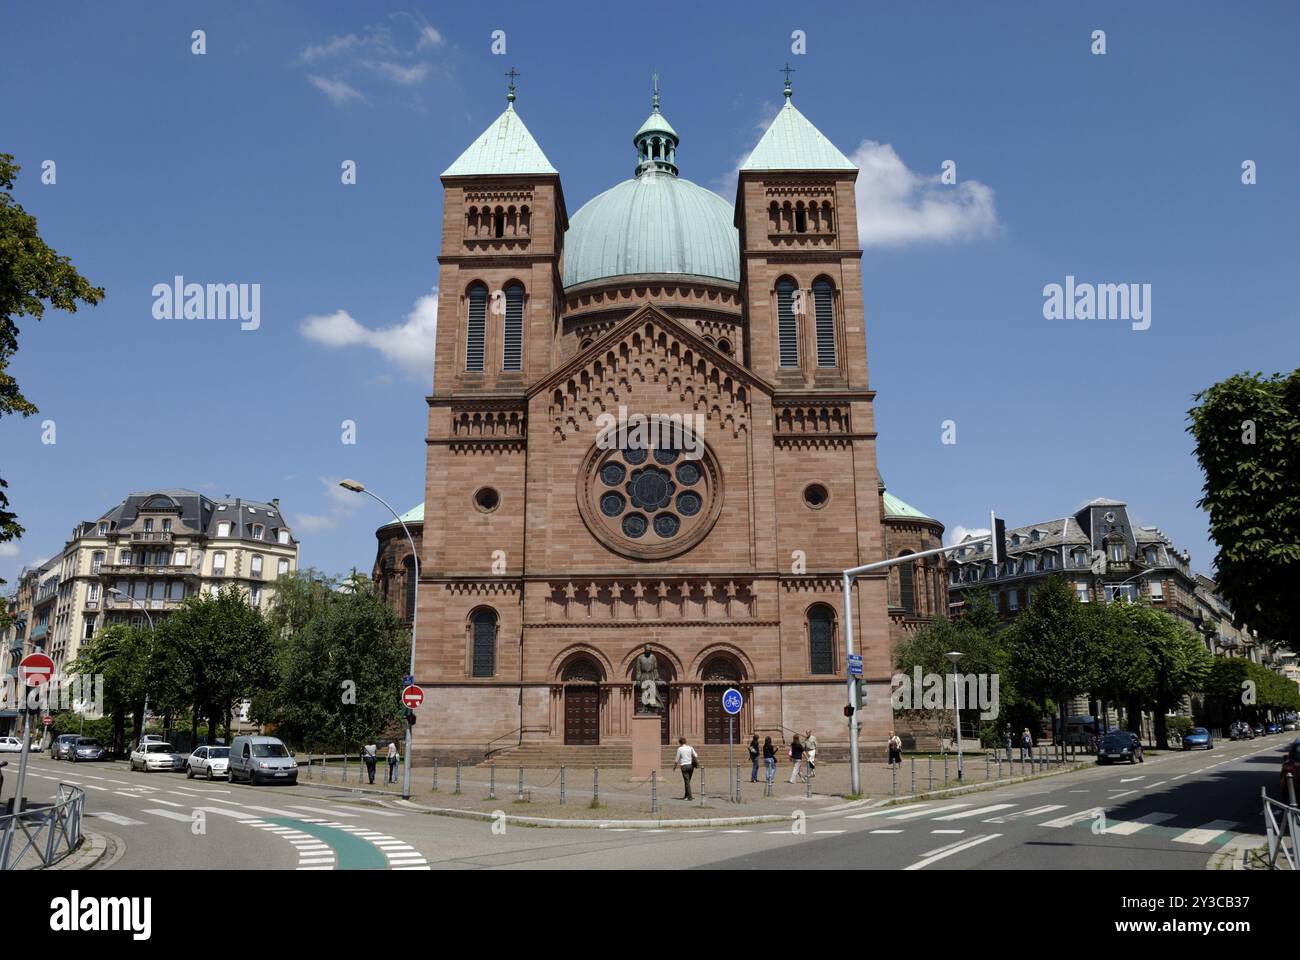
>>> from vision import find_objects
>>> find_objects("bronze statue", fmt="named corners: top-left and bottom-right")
top-left (633, 644), bottom-right (664, 713)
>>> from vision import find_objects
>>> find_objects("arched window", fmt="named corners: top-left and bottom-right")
top-left (403, 555), bottom-right (416, 622)
top-left (466, 206), bottom-right (478, 237)
top-left (821, 201), bottom-right (834, 231)
top-left (812, 278), bottom-right (836, 366)
top-left (795, 202), bottom-right (807, 233)
top-left (808, 603), bottom-right (835, 675)
top-left (465, 283), bottom-right (487, 371)
top-left (502, 282), bottom-right (524, 372)
top-left (898, 552), bottom-right (916, 616)
top-left (519, 205), bottom-right (530, 236)
top-left (471, 608), bottom-right (497, 677)
top-left (493, 207), bottom-right (504, 238)
top-left (776, 278), bottom-right (799, 368)
top-left (768, 201), bottom-right (780, 233)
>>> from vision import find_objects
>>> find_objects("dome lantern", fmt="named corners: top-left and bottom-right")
top-left (633, 73), bottom-right (679, 179)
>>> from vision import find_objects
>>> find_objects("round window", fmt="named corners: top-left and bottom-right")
top-left (803, 484), bottom-right (829, 509)
top-left (474, 487), bottom-right (500, 512)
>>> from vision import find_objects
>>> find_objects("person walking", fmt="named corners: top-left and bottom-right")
top-left (804, 731), bottom-right (818, 780)
top-left (787, 734), bottom-right (804, 784)
top-left (748, 734), bottom-right (760, 783)
top-left (363, 741), bottom-right (377, 784)
top-left (887, 731), bottom-right (903, 766)
top-left (672, 736), bottom-right (700, 800)
top-left (762, 736), bottom-right (777, 785)
top-left (1004, 723), bottom-right (1014, 763)
top-left (386, 741), bottom-right (399, 783)
top-left (1020, 728), bottom-right (1032, 761)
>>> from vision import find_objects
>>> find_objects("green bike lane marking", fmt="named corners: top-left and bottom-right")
top-left (264, 817), bottom-right (389, 870)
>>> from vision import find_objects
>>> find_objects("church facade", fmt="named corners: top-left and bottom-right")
top-left (405, 78), bottom-right (945, 760)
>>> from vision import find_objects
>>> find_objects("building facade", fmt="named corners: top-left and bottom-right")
top-left (408, 78), bottom-right (939, 760)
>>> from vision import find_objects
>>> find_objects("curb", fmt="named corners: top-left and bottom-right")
top-left (390, 798), bottom-right (790, 829)
top-left (38, 828), bottom-right (113, 871)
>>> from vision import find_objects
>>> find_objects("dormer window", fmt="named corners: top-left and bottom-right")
top-left (97, 522), bottom-right (108, 536)
top-left (217, 521), bottom-right (231, 538)
top-left (251, 524), bottom-right (264, 540)
top-left (277, 529), bottom-right (290, 545)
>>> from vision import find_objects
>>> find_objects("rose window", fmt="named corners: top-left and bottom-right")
top-left (577, 435), bottom-right (723, 560)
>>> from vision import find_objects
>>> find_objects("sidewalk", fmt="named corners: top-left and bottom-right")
top-left (296, 752), bottom-right (1090, 823)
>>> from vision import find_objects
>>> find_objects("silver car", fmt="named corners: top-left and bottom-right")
top-left (129, 741), bottom-right (185, 772)
top-left (51, 734), bottom-right (80, 760)
top-left (186, 745), bottom-right (230, 780)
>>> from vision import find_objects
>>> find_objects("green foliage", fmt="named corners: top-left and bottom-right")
top-left (1116, 603), bottom-right (1214, 748)
top-left (1165, 715), bottom-right (1194, 738)
top-left (1187, 369), bottom-right (1300, 639)
top-left (253, 571), bottom-right (409, 752)
top-left (1004, 576), bottom-right (1094, 711)
top-left (0, 154), bottom-right (104, 546)
top-left (49, 713), bottom-right (116, 742)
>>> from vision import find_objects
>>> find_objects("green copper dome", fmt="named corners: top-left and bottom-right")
top-left (563, 91), bottom-right (738, 289)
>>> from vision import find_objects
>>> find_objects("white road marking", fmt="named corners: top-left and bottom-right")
top-left (933, 803), bottom-right (1015, 821)
top-left (1171, 820), bottom-right (1238, 846)
top-left (887, 803), bottom-right (971, 821)
top-left (813, 830), bottom-right (845, 834)
top-left (194, 805), bottom-right (258, 820)
top-left (1041, 809), bottom-right (1104, 829)
top-left (1144, 781), bottom-right (1167, 790)
top-left (1103, 812), bottom-right (1176, 836)
top-left (81, 783), bottom-right (109, 792)
top-left (242, 804), bottom-right (309, 818)
top-left (1119, 777), bottom-right (1144, 783)
top-left (870, 829), bottom-right (904, 834)
top-left (931, 829), bottom-right (965, 834)
top-left (1108, 789), bottom-right (1138, 799)
top-left (149, 799), bottom-right (184, 807)
top-left (86, 811), bottom-right (145, 826)
top-left (984, 804), bottom-right (1065, 823)
top-left (289, 804), bottom-right (360, 818)
top-left (846, 803), bottom-right (937, 820)
top-left (141, 808), bottom-right (198, 822)
top-left (905, 834), bottom-right (1001, 870)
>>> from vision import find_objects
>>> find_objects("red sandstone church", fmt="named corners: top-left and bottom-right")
top-left (374, 76), bottom-right (947, 762)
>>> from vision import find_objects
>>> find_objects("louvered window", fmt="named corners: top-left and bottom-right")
top-left (503, 283), bottom-right (524, 371)
top-left (465, 284), bottom-right (487, 372)
top-left (777, 278), bottom-right (798, 367)
top-left (813, 278), bottom-right (837, 366)
top-left (472, 608), bottom-right (497, 677)
top-left (808, 604), bottom-right (835, 674)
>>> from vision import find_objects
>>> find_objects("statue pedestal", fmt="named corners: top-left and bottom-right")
top-left (631, 714), bottom-right (662, 780)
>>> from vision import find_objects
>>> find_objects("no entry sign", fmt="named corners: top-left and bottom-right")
top-left (401, 684), bottom-right (424, 709)
top-left (19, 652), bottom-right (55, 687)
top-left (42, 714), bottom-right (53, 727)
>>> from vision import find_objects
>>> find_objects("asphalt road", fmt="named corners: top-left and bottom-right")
top-left (3, 733), bottom-right (1293, 870)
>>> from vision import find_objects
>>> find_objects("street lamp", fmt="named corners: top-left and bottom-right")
top-left (339, 479), bottom-right (418, 801)
top-left (945, 651), bottom-right (964, 782)
top-left (108, 588), bottom-right (154, 743)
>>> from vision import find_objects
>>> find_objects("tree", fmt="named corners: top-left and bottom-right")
top-left (1187, 370), bottom-right (1300, 641)
top-left (1004, 576), bottom-right (1094, 748)
top-left (255, 572), bottom-right (408, 753)
top-left (0, 154), bottom-right (104, 548)
top-left (1080, 600), bottom-right (1152, 733)
top-left (1120, 604), bottom-right (1214, 749)
top-left (67, 624), bottom-right (150, 756)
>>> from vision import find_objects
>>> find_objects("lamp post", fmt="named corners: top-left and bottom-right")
top-left (108, 588), bottom-right (154, 744)
top-left (946, 651), bottom-right (964, 782)
top-left (339, 479), bottom-right (418, 801)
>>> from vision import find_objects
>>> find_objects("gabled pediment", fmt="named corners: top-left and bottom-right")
top-left (532, 304), bottom-right (771, 442)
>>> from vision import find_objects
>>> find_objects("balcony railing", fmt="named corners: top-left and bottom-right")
top-left (130, 531), bottom-right (174, 543)
top-left (98, 562), bottom-right (197, 576)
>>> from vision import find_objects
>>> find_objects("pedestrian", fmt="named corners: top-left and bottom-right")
top-left (672, 736), bottom-right (700, 800)
top-left (804, 730), bottom-right (818, 779)
top-left (762, 736), bottom-right (776, 784)
top-left (1020, 728), bottom-right (1032, 761)
top-left (363, 741), bottom-right (377, 784)
top-left (748, 734), bottom-right (760, 783)
top-left (787, 734), bottom-right (804, 784)
top-left (386, 741), bottom-right (399, 783)
top-left (1004, 723), bottom-right (1013, 763)
top-left (888, 731), bottom-right (903, 766)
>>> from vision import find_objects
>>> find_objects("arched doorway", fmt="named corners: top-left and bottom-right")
top-left (562, 657), bottom-right (602, 745)
top-left (628, 653), bottom-right (676, 745)
top-left (701, 653), bottom-right (745, 745)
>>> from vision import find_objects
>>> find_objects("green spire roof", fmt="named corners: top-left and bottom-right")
top-left (442, 105), bottom-right (557, 178)
top-left (380, 503), bottom-right (424, 528)
top-left (882, 490), bottom-right (938, 523)
top-left (740, 100), bottom-right (856, 172)
top-left (635, 110), bottom-right (677, 140)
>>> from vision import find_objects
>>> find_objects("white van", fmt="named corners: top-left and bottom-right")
top-left (228, 735), bottom-right (298, 785)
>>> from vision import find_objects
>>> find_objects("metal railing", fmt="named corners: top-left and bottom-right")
top-left (0, 782), bottom-right (85, 870)
top-left (1261, 776), bottom-right (1298, 870)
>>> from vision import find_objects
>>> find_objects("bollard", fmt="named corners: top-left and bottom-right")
top-left (593, 767), bottom-right (599, 806)
top-left (892, 762), bottom-right (897, 797)
top-left (805, 765), bottom-right (812, 799)
top-left (927, 755), bottom-right (933, 791)
top-left (911, 756), bottom-right (916, 794)
top-left (734, 763), bottom-right (740, 804)
top-left (560, 765), bottom-right (566, 805)
top-left (342, 754), bottom-right (348, 783)
top-left (651, 771), bottom-right (658, 814)
top-left (996, 755), bottom-right (1002, 779)
top-left (489, 763), bottom-right (496, 800)
top-left (699, 767), bottom-right (705, 807)
top-left (432, 757), bottom-right (438, 792)
top-left (517, 767), bottom-right (524, 802)
top-left (454, 760), bottom-right (462, 794)
top-left (944, 753), bottom-right (950, 786)
top-left (985, 754), bottom-right (990, 781)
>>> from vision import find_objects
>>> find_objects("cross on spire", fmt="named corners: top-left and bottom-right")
top-left (780, 62), bottom-right (795, 99)
top-left (505, 67), bottom-right (520, 103)
top-left (651, 71), bottom-right (660, 111)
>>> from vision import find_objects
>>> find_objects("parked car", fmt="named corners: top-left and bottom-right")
top-left (1097, 730), bottom-right (1144, 765)
top-left (0, 736), bottom-right (31, 753)
top-left (71, 737), bottom-right (108, 762)
top-left (128, 741), bottom-right (184, 773)
top-left (1265, 722), bottom-right (1282, 735)
top-left (228, 735), bottom-right (298, 785)
top-left (1281, 740), bottom-right (1300, 799)
top-left (186, 745), bottom-right (230, 780)
top-left (1285, 721), bottom-right (1298, 732)
top-left (1181, 727), bottom-right (1214, 750)
top-left (1253, 723), bottom-right (1266, 736)
top-left (50, 733), bottom-right (80, 760)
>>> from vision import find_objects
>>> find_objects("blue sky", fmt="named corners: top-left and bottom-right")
top-left (1, 1), bottom-right (1296, 583)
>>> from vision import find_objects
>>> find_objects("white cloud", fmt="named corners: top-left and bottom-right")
top-left (417, 26), bottom-right (444, 49)
top-left (945, 525), bottom-right (990, 547)
top-left (300, 34), bottom-right (362, 63)
top-left (308, 75), bottom-right (365, 105)
top-left (851, 141), bottom-right (999, 247)
top-left (300, 289), bottom-right (438, 376)
top-left (0, 543), bottom-right (19, 558)
top-left (292, 477), bottom-right (368, 533)
top-left (370, 61), bottom-right (431, 86)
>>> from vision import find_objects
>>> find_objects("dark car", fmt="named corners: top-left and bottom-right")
top-left (1097, 731), bottom-right (1144, 765)
top-left (1265, 722), bottom-right (1282, 735)
top-left (1281, 740), bottom-right (1300, 799)
top-left (1181, 727), bottom-right (1213, 750)
top-left (50, 733), bottom-right (80, 760)
top-left (1253, 723), bottom-right (1266, 736)
top-left (71, 737), bottom-right (107, 762)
